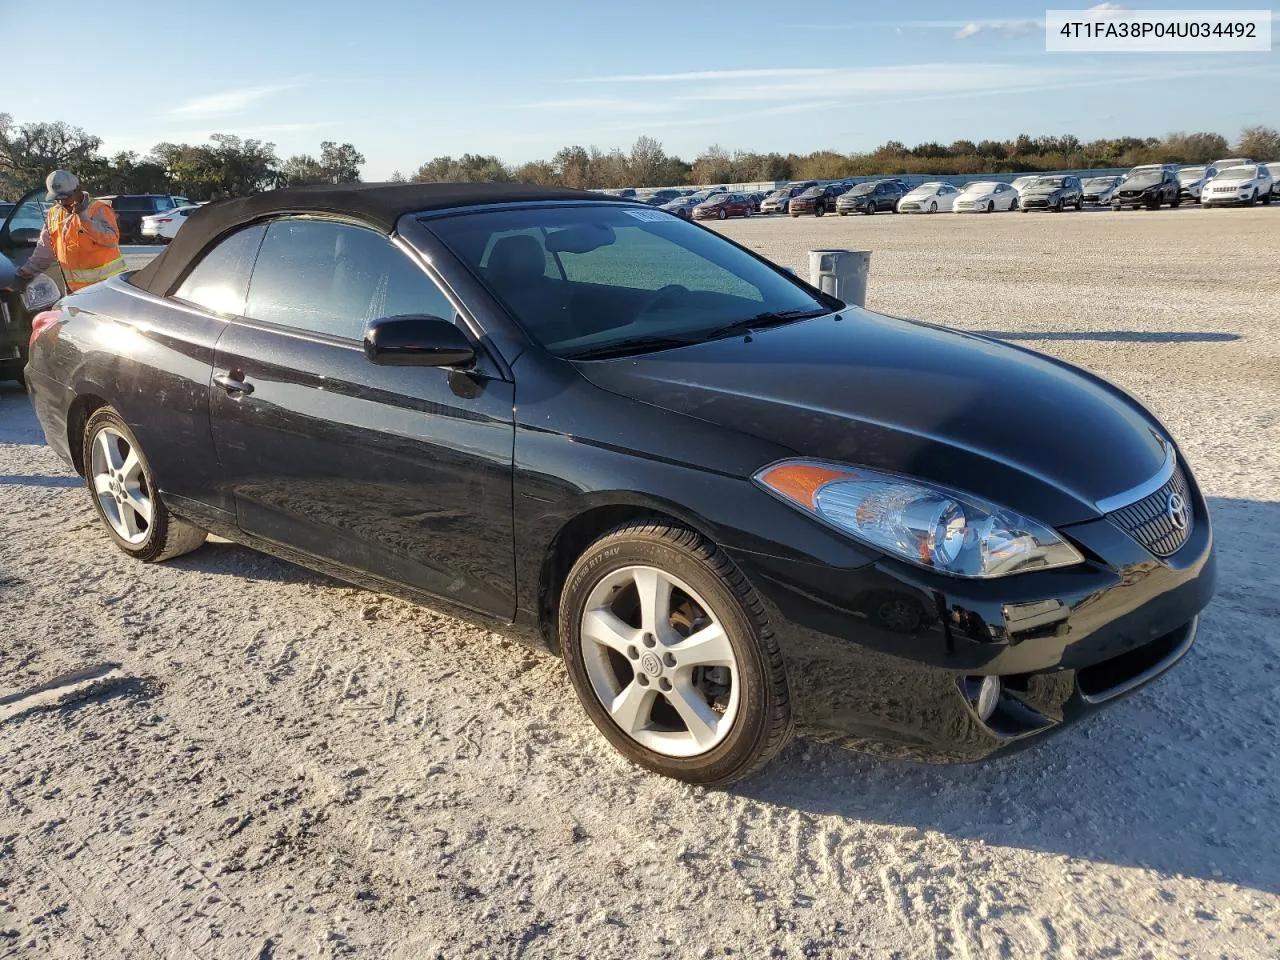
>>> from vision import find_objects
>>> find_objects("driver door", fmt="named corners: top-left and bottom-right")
top-left (209, 217), bottom-right (518, 619)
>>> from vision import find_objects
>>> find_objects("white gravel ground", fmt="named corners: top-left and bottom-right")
top-left (2, 206), bottom-right (1278, 960)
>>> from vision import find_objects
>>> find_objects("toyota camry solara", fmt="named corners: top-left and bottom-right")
top-left (23, 183), bottom-right (1216, 785)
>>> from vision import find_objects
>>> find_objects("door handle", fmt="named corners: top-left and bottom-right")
top-left (214, 372), bottom-right (254, 396)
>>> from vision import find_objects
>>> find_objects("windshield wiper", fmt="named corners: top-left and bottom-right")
top-left (563, 335), bottom-right (703, 360)
top-left (701, 308), bottom-right (829, 340)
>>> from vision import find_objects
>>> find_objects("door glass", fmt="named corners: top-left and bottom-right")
top-left (246, 219), bottom-right (456, 339)
top-left (173, 223), bottom-right (266, 316)
top-left (4, 195), bottom-right (48, 244)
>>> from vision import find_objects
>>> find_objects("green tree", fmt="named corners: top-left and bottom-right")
top-left (0, 114), bottom-right (102, 199)
top-left (1237, 125), bottom-right (1280, 159)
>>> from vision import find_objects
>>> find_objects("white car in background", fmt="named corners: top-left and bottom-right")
top-left (953, 181), bottom-right (1018, 213)
top-left (140, 204), bottom-right (200, 241)
top-left (1176, 164), bottom-right (1218, 201)
top-left (1201, 164), bottom-right (1274, 207)
top-left (896, 182), bottom-right (960, 213)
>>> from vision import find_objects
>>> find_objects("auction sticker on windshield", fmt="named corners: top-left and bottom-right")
top-left (1046, 9), bottom-right (1270, 50)
top-left (623, 209), bottom-right (670, 222)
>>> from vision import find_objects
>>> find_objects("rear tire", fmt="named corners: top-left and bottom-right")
top-left (559, 519), bottom-right (793, 786)
top-left (82, 407), bottom-right (207, 563)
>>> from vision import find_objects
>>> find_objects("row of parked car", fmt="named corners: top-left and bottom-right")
top-left (633, 158), bottom-right (1278, 221)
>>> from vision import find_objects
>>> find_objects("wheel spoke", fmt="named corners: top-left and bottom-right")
top-left (96, 431), bottom-right (123, 473)
top-left (100, 497), bottom-right (123, 533)
top-left (668, 622), bottom-right (734, 668)
top-left (125, 488), bottom-right (153, 526)
top-left (120, 446), bottom-right (143, 485)
top-left (118, 500), bottom-right (142, 539)
top-left (667, 676), bottom-right (721, 749)
top-left (609, 681), bottom-right (657, 735)
top-left (632, 567), bottom-right (672, 638)
top-left (581, 608), bottom-right (637, 656)
top-left (93, 473), bottom-right (113, 495)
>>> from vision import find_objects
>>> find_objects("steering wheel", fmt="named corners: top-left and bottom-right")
top-left (633, 284), bottom-right (689, 322)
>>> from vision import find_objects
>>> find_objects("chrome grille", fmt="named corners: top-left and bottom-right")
top-left (1106, 466), bottom-right (1193, 557)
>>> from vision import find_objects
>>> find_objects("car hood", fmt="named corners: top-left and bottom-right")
top-left (574, 310), bottom-right (1170, 526)
top-left (1023, 187), bottom-right (1063, 196)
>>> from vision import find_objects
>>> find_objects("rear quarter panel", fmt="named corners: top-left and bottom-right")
top-left (29, 277), bottom-right (232, 517)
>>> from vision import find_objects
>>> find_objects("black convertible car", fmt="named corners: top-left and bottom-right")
top-left (24, 183), bottom-right (1216, 784)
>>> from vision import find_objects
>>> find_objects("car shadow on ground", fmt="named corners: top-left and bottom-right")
top-left (0, 474), bottom-right (81, 488)
top-left (974, 330), bottom-right (1241, 343)
top-left (734, 495), bottom-right (1280, 895)
top-left (168, 539), bottom-right (336, 588)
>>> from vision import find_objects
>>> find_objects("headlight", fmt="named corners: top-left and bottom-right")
top-left (754, 461), bottom-right (1084, 578)
top-left (21, 274), bottom-right (60, 311)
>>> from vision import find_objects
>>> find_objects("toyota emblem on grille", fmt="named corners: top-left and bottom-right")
top-left (1167, 492), bottom-right (1189, 531)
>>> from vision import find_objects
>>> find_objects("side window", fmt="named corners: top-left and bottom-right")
top-left (245, 219), bottom-right (456, 340)
top-left (558, 225), bottom-right (762, 301)
top-left (172, 223), bottom-right (266, 316)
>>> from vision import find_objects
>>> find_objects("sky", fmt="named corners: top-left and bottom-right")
top-left (4, 0), bottom-right (1278, 178)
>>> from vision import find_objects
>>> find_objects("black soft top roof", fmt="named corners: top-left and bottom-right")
top-left (129, 181), bottom-right (612, 296)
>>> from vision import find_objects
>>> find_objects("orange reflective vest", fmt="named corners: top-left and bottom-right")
top-left (46, 200), bottom-right (127, 291)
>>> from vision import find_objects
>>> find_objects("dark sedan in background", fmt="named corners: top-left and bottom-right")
top-left (789, 184), bottom-right (848, 217)
top-left (23, 183), bottom-right (1216, 785)
top-left (1019, 175), bottom-right (1084, 212)
top-left (1082, 176), bottom-right (1122, 206)
top-left (1113, 169), bottom-right (1182, 210)
top-left (835, 179), bottom-right (908, 215)
top-left (0, 189), bottom-right (66, 385)
top-left (692, 193), bottom-right (753, 220)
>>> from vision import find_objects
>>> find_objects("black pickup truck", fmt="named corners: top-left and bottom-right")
top-left (99, 194), bottom-right (188, 243)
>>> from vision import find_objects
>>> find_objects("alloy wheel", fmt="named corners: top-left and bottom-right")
top-left (578, 565), bottom-right (740, 757)
top-left (90, 426), bottom-right (153, 544)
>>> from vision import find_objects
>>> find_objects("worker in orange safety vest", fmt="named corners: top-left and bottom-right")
top-left (15, 170), bottom-right (127, 293)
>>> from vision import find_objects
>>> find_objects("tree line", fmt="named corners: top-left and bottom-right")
top-left (414, 128), bottom-right (1280, 189)
top-left (0, 113), bottom-right (365, 201)
top-left (3, 111), bottom-right (1278, 202)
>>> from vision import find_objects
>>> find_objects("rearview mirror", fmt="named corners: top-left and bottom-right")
top-left (364, 315), bottom-right (475, 368)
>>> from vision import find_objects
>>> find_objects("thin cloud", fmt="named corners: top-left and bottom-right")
top-left (167, 83), bottom-right (295, 117)
top-left (567, 67), bottom-right (836, 84)
top-left (953, 19), bottom-right (1042, 39)
top-left (526, 97), bottom-right (670, 112)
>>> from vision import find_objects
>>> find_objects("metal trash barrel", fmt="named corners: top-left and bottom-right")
top-left (808, 249), bottom-right (871, 307)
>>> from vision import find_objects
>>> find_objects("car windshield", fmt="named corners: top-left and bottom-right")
top-left (1217, 166), bottom-right (1257, 180)
top-left (1123, 172), bottom-right (1162, 187)
top-left (1084, 177), bottom-right (1117, 189)
top-left (426, 204), bottom-right (830, 359)
top-left (798, 187), bottom-right (823, 198)
top-left (766, 189), bottom-right (789, 199)
top-left (844, 184), bottom-right (874, 196)
top-left (1033, 177), bottom-right (1066, 188)
top-left (962, 182), bottom-right (997, 193)
top-left (1177, 166), bottom-right (1208, 182)
top-left (700, 195), bottom-right (728, 205)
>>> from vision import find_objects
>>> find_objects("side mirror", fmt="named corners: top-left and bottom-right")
top-left (363, 315), bottom-right (475, 368)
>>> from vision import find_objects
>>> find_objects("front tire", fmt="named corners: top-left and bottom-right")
top-left (717, 208), bottom-right (727, 220)
top-left (928, 201), bottom-right (937, 214)
top-left (985, 201), bottom-right (994, 213)
top-left (83, 407), bottom-right (207, 562)
top-left (559, 520), bottom-right (793, 786)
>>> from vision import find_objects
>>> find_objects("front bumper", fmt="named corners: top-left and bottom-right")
top-left (1202, 189), bottom-right (1257, 205)
top-left (1021, 195), bottom-right (1057, 209)
top-left (727, 467), bottom-right (1216, 761)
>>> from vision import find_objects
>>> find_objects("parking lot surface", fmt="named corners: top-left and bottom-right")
top-left (1, 207), bottom-right (1277, 959)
